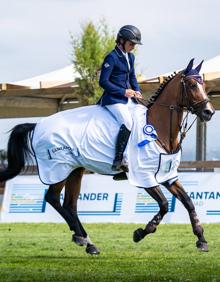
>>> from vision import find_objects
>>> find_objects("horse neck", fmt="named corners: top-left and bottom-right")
top-left (148, 77), bottom-right (184, 152)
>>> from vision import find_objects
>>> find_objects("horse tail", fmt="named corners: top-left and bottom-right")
top-left (0, 123), bottom-right (36, 182)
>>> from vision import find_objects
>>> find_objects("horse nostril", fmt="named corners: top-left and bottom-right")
top-left (202, 109), bottom-right (214, 121)
top-left (204, 109), bottom-right (214, 116)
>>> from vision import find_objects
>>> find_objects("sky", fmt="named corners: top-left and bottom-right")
top-left (0, 0), bottom-right (220, 159)
top-left (1, 0), bottom-right (220, 82)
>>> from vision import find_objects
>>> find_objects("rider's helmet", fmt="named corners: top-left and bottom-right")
top-left (116, 25), bottom-right (142, 45)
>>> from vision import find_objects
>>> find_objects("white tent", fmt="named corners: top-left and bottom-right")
top-left (202, 54), bottom-right (220, 73)
top-left (13, 65), bottom-right (79, 89)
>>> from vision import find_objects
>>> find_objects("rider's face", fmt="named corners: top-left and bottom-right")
top-left (124, 41), bottom-right (136, 52)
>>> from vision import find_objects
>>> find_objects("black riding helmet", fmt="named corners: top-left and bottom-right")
top-left (117, 25), bottom-right (142, 45)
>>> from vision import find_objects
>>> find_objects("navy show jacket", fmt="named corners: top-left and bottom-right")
top-left (98, 46), bottom-right (141, 106)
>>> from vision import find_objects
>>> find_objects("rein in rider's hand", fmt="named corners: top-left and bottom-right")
top-left (125, 89), bottom-right (142, 98)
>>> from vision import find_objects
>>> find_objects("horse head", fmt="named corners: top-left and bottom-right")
top-left (180, 58), bottom-right (215, 121)
top-left (146, 59), bottom-right (215, 152)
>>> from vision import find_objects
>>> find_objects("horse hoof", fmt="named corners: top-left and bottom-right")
top-left (196, 240), bottom-right (209, 252)
top-left (86, 244), bottom-right (100, 255)
top-left (133, 228), bottom-right (146, 243)
top-left (72, 234), bottom-right (87, 246)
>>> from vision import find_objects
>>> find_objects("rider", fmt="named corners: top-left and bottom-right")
top-left (98, 25), bottom-right (143, 171)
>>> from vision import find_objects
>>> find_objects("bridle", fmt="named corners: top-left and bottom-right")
top-left (135, 74), bottom-right (210, 153)
top-left (180, 74), bottom-right (210, 115)
top-left (158, 74), bottom-right (210, 153)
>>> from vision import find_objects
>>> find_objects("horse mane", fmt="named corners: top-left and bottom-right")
top-left (146, 71), bottom-right (178, 108)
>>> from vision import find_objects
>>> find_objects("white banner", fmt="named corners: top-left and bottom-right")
top-left (0, 173), bottom-right (219, 223)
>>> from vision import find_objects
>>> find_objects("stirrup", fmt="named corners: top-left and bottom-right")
top-left (113, 172), bottom-right (128, 181)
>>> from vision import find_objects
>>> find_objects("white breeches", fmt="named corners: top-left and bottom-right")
top-left (105, 99), bottom-right (135, 130)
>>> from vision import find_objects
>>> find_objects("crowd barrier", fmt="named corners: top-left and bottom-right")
top-left (0, 172), bottom-right (219, 223)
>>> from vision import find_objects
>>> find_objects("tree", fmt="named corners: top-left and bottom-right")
top-left (71, 20), bottom-right (115, 105)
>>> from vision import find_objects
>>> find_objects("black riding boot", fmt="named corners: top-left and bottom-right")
top-left (112, 124), bottom-right (131, 171)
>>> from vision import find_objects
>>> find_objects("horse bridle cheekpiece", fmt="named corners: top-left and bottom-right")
top-left (157, 58), bottom-right (209, 153)
top-left (180, 58), bottom-right (210, 114)
top-left (180, 74), bottom-right (209, 115)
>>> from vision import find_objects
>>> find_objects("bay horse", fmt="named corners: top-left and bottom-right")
top-left (0, 59), bottom-right (215, 255)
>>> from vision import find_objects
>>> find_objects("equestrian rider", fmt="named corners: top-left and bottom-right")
top-left (98, 25), bottom-right (143, 171)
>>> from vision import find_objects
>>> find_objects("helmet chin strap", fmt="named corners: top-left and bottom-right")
top-left (118, 39), bottom-right (126, 52)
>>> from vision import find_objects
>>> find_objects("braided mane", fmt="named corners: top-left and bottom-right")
top-left (147, 72), bottom-right (178, 108)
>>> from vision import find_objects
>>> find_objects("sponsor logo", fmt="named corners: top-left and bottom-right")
top-left (187, 191), bottom-right (220, 216)
top-left (135, 189), bottom-right (176, 213)
top-left (188, 191), bottom-right (220, 200)
top-left (78, 193), bottom-right (108, 201)
top-left (51, 145), bottom-right (72, 154)
top-left (78, 193), bottom-right (122, 216)
top-left (9, 184), bottom-right (46, 213)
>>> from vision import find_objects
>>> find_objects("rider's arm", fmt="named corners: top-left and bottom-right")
top-left (129, 54), bottom-right (141, 92)
top-left (99, 55), bottom-right (126, 96)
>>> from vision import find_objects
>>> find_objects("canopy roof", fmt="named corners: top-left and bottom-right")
top-left (13, 65), bottom-right (79, 89)
top-left (1, 55), bottom-right (220, 118)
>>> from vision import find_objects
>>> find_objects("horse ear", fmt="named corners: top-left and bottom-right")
top-left (184, 58), bottom-right (194, 74)
top-left (194, 60), bottom-right (204, 73)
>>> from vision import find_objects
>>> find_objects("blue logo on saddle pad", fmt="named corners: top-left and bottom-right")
top-left (143, 124), bottom-right (154, 135)
top-left (138, 124), bottom-right (157, 147)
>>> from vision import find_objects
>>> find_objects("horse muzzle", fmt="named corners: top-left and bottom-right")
top-left (197, 102), bottom-right (215, 122)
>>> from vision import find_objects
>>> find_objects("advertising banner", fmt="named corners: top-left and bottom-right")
top-left (0, 173), bottom-right (219, 223)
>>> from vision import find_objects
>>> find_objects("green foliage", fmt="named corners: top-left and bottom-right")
top-left (0, 223), bottom-right (220, 281)
top-left (71, 20), bottom-right (115, 105)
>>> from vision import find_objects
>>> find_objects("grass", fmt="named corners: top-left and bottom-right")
top-left (0, 223), bottom-right (219, 282)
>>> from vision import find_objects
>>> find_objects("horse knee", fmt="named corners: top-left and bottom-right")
top-left (160, 200), bottom-right (169, 215)
top-left (45, 190), bottom-right (60, 208)
top-left (183, 196), bottom-right (195, 212)
top-left (63, 203), bottom-right (77, 214)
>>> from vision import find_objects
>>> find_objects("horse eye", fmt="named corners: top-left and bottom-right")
top-left (190, 84), bottom-right (197, 89)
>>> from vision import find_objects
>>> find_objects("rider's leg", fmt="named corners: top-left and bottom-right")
top-left (105, 103), bottom-right (132, 171)
top-left (112, 124), bottom-right (131, 171)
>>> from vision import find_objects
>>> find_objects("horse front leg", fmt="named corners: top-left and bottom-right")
top-left (133, 186), bottom-right (169, 243)
top-left (63, 167), bottom-right (100, 255)
top-left (165, 180), bottom-right (208, 252)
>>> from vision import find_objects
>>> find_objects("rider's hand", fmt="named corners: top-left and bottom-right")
top-left (125, 89), bottom-right (136, 98)
top-left (134, 91), bottom-right (143, 98)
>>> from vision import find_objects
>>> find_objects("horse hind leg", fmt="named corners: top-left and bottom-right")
top-left (44, 180), bottom-right (82, 234)
top-left (133, 186), bottom-right (169, 243)
top-left (165, 180), bottom-right (208, 252)
top-left (63, 167), bottom-right (100, 255)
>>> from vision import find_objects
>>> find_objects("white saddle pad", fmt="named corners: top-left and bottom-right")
top-left (32, 104), bottom-right (181, 188)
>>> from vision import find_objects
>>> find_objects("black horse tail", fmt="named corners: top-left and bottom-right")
top-left (0, 123), bottom-right (36, 182)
